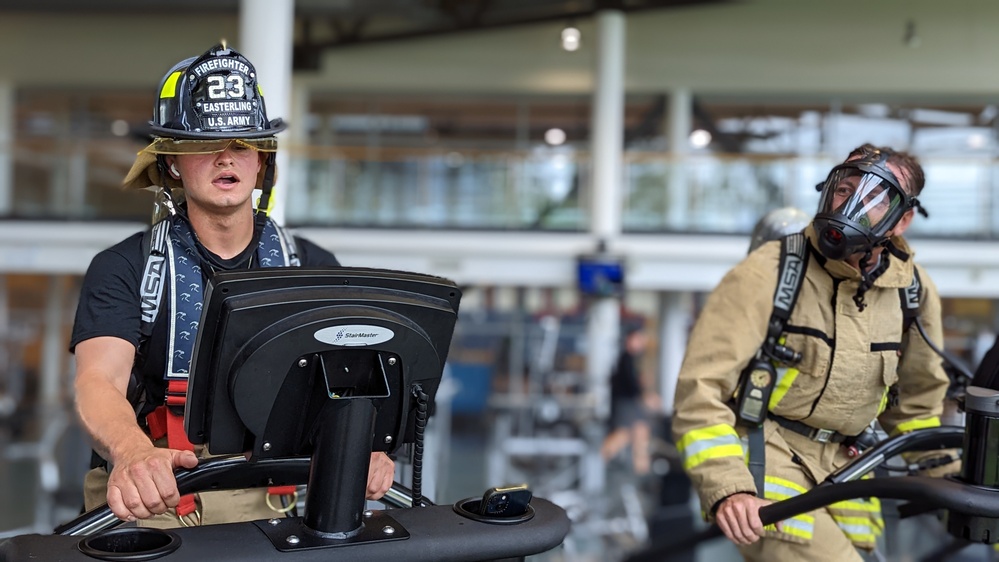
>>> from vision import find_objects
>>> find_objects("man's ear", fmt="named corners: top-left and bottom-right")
top-left (888, 209), bottom-right (915, 237)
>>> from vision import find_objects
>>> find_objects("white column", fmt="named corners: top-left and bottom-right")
top-left (585, 9), bottom-right (626, 420)
top-left (0, 81), bottom-right (13, 215)
top-left (240, 0), bottom-right (295, 225)
top-left (658, 291), bottom-right (692, 416)
top-left (589, 10), bottom-right (625, 242)
top-left (666, 88), bottom-right (691, 228)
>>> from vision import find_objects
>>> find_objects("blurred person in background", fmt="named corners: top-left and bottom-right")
top-left (602, 323), bottom-right (661, 475)
top-left (70, 43), bottom-right (394, 527)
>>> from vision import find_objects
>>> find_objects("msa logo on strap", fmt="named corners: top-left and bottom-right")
top-left (774, 255), bottom-right (803, 312)
top-left (314, 325), bottom-right (394, 347)
top-left (903, 274), bottom-right (921, 311)
top-left (140, 254), bottom-right (166, 323)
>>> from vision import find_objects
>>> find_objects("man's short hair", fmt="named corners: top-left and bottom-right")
top-left (847, 143), bottom-right (926, 196)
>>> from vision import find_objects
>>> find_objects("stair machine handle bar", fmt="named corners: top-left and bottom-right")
top-left (55, 455), bottom-right (427, 537)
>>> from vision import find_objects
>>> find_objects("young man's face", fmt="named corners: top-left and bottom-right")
top-left (167, 142), bottom-right (263, 215)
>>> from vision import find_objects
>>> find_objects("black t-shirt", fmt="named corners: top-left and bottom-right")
top-left (70, 226), bottom-right (340, 418)
top-left (609, 350), bottom-right (642, 400)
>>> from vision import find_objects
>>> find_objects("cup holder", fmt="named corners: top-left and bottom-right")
top-left (78, 527), bottom-right (182, 561)
top-left (453, 497), bottom-right (535, 525)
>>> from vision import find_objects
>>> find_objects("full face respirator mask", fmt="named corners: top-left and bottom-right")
top-left (813, 150), bottom-right (920, 262)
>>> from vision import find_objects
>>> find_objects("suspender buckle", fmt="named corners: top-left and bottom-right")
top-left (812, 428), bottom-right (835, 443)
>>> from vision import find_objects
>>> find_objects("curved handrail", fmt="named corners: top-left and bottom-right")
top-left (624, 426), bottom-right (969, 562)
top-left (825, 425), bottom-right (964, 484)
top-left (54, 455), bottom-right (430, 537)
top-left (761, 476), bottom-right (999, 522)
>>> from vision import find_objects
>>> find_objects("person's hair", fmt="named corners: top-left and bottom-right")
top-left (847, 143), bottom-right (925, 196)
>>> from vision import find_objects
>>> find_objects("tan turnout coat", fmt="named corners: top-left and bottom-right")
top-left (672, 225), bottom-right (949, 553)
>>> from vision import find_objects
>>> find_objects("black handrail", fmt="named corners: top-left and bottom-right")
top-left (825, 425), bottom-right (964, 484)
top-left (624, 426), bottom-right (969, 562)
top-left (54, 455), bottom-right (431, 536)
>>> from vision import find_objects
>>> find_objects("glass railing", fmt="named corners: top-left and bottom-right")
top-left (2, 141), bottom-right (996, 239)
top-left (283, 145), bottom-right (585, 230)
top-left (622, 153), bottom-right (997, 238)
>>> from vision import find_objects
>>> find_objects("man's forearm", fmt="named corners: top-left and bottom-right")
top-left (76, 378), bottom-right (153, 464)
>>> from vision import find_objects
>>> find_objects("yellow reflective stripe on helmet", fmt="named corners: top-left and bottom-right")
top-left (257, 84), bottom-right (264, 97)
top-left (677, 424), bottom-right (744, 471)
top-left (762, 476), bottom-right (814, 540)
top-left (160, 71), bottom-right (183, 99)
top-left (768, 366), bottom-right (799, 410)
top-left (894, 417), bottom-right (941, 435)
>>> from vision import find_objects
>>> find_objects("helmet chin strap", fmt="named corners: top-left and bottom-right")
top-left (243, 151), bottom-right (278, 258)
top-left (152, 156), bottom-right (182, 223)
top-left (253, 152), bottom-right (276, 228)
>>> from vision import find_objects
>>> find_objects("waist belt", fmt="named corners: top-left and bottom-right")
top-left (770, 414), bottom-right (853, 444)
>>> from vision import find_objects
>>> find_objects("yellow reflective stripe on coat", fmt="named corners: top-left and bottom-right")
top-left (762, 476), bottom-right (814, 540)
top-left (830, 498), bottom-right (882, 514)
top-left (894, 417), bottom-right (941, 436)
top-left (677, 424), bottom-right (745, 471)
top-left (768, 366), bottom-right (799, 410)
top-left (832, 517), bottom-right (877, 545)
top-left (829, 496), bottom-right (883, 549)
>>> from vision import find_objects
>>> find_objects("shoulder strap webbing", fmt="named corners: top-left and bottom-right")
top-left (265, 223), bottom-right (301, 267)
top-left (769, 232), bottom-right (809, 336)
top-left (166, 218), bottom-right (292, 379)
top-left (137, 217), bottom-right (301, 355)
top-left (900, 266), bottom-right (921, 332)
top-left (746, 232), bottom-right (809, 496)
top-left (139, 219), bottom-right (171, 340)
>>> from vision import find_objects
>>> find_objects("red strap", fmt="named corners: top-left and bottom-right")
top-left (165, 408), bottom-right (193, 452)
top-left (155, 381), bottom-right (198, 518)
top-left (148, 380), bottom-right (290, 516)
top-left (268, 485), bottom-right (297, 496)
top-left (176, 492), bottom-right (198, 517)
top-left (163, 401), bottom-right (198, 517)
top-left (165, 380), bottom-right (188, 408)
top-left (145, 407), bottom-right (167, 441)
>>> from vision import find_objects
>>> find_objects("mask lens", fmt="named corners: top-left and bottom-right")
top-left (820, 169), bottom-right (902, 232)
top-left (141, 137), bottom-right (278, 155)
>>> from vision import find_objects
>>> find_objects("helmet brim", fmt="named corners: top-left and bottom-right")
top-left (146, 118), bottom-right (287, 140)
